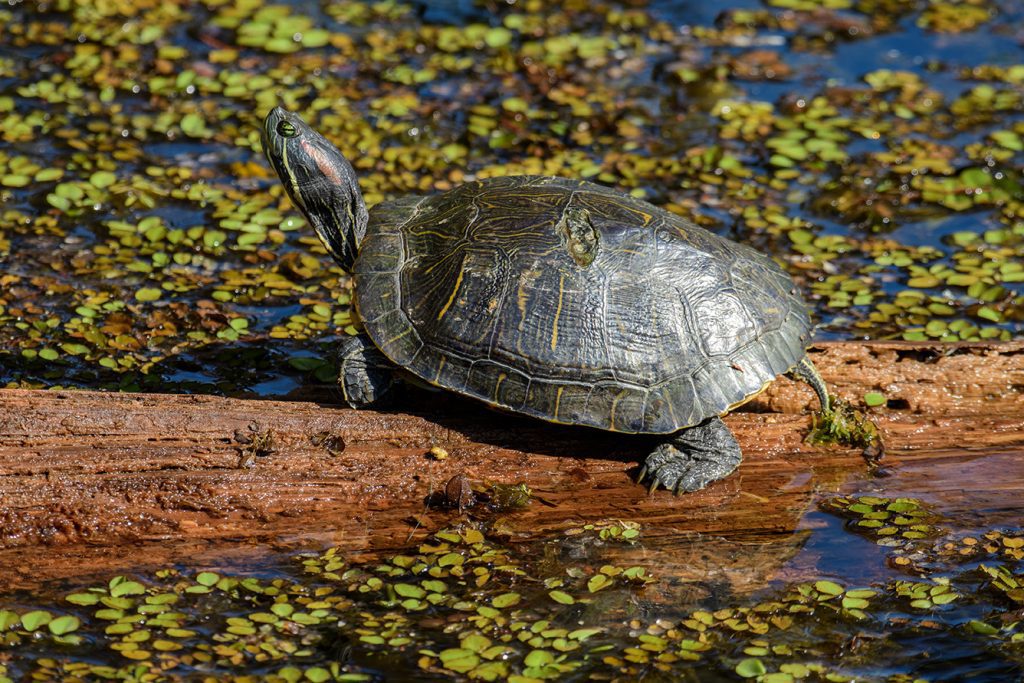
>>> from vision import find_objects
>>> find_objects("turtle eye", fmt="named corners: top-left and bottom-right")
top-left (276, 119), bottom-right (298, 138)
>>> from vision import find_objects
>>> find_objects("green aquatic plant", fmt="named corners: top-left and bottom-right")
top-left (0, 0), bottom-right (1021, 393)
top-left (1, 506), bottom-right (1023, 680)
top-left (806, 397), bottom-right (885, 457)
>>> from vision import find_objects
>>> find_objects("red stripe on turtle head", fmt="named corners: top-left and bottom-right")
top-left (301, 139), bottom-right (344, 188)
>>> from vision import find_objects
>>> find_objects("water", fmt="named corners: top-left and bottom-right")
top-left (1, 487), bottom-right (1022, 681)
top-left (0, 0), bottom-right (1021, 395)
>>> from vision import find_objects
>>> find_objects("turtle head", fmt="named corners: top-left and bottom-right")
top-left (261, 107), bottom-right (368, 272)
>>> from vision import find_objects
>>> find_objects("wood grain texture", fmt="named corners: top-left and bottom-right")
top-left (0, 341), bottom-right (1020, 588)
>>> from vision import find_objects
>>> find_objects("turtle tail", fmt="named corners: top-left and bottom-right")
top-left (789, 355), bottom-right (830, 413)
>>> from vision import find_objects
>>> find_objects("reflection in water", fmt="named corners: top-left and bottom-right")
top-left (2, 442), bottom-right (1023, 680)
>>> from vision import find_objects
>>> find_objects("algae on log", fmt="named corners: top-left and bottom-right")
top-left (0, 340), bottom-right (1021, 589)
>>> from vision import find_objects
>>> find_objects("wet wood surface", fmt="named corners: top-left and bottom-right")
top-left (0, 340), bottom-right (1021, 589)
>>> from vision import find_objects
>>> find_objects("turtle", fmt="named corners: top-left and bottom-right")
top-left (261, 107), bottom-right (831, 493)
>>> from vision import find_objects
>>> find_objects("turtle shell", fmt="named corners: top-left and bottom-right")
top-left (353, 175), bottom-right (811, 434)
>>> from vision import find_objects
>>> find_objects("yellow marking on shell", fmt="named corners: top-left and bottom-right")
top-left (493, 372), bottom-right (507, 402)
top-left (422, 248), bottom-right (462, 276)
top-left (609, 199), bottom-right (653, 226)
top-left (516, 278), bottom-right (529, 320)
top-left (554, 386), bottom-right (564, 421)
top-left (608, 389), bottom-right (630, 433)
top-left (384, 326), bottom-right (413, 346)
top-left (551, 274), bottom-right (565, 352)
top-left (409, 229), bottom-right (454, 239)
top-left (664, 392), bottom-right (678, 427)
top-left (434, 356), bottom-right (446, 383)
top-left (436, 259), bottom-right (466, 321)
top-left (723, 377), bottom-right (775, 413)
top-left (514, 270), bottom-right (540, 355)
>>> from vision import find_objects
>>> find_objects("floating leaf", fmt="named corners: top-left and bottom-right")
top-left (815, 580), bottom-right (844, 596)
top-left (969, 620), bottom-right (999, 635)
top-left (0, 611), bottom-right (20, 629)
top-left (524, 650), bottom-right (555, 667)
top-left (47, 615), bottom-right (80, 635)
top-left (20, 610), bottom-right (52, 631)
top-left (548, 590), bottom-right (575, 605)
top-left (304, 667), bottom-right (331, 683)
top-left (735, 657), bottom-right (767, 678)
top-left (89, 171), bottom-right (116, 189)
top-left (492, 592), bottom-right (521, 608)
top-left (438, 648), bottom-right (479, 673)
top-left (394, 583), bottom-right (425, 599)
top-left (135, 288), bottom-right (162, 302)
top-left (863, 392), bottom-right (886, 407)
top-left (110, 578), bottom-right (146, 597)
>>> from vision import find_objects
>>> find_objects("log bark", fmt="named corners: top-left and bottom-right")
top-left (0, 341), bottom-right (1021, 589)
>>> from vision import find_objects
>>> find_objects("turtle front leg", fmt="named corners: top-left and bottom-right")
top-left (338, 333), bottom-right (398, 408)
top-left (638, 416), bottom-right (742, 494)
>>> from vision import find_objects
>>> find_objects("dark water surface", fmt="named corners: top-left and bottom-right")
top-left (0, 0), bottom-right (1021, 396)
top-left (1, 451), bottom-right (1024, 682)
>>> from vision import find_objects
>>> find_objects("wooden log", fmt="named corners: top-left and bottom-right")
top-left (0, 340), bottom-right (1021, 589)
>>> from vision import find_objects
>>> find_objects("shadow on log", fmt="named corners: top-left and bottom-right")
top-left (0, 341), bottom-right (1021, 590)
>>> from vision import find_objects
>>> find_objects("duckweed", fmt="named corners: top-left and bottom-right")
top-left (0, 0), bottom-right (1020, 394)
top-left (822, 495), bottom-right (942, 544)
top-left (0, 503), bottom-right (1021, 680)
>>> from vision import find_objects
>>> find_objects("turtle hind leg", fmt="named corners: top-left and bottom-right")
top-left (638, 416), bottom-right (742, 494)
top-left (788, 354), bottom-right (831, 413)
top-left (338, 333), bottom-right (399, 408)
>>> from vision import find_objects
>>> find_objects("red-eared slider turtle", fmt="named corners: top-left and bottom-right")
top-left (261, 107), bottom-right (831, 493)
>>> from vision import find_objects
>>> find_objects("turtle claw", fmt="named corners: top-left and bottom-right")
top-left (640, 445), bottom-right (689, 493)
top-left (636, 464), bottom-right (668, 494)
top-left (640, 417), bottom-right (743, 494)
top-left (637, 465), bottom-right (666, 495)
top-left (642, 446), bottom-right (715, 493)
top-left (338, 334), bottom-right (398, 408)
